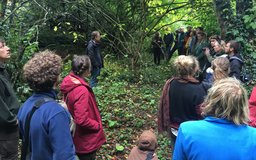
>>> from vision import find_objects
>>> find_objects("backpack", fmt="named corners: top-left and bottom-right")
top-left (230, 56), bottom-right (252, 83)
top-left (58, 98), bottom-right (76, 137)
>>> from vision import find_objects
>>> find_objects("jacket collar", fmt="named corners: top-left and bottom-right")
top-left (175, 77), bottom-right (199, 84)
top-left (205, 116), bottom-right (234, 124)
top-left (0, 62), bottom-right (5, 70)
top-left (33, 89), bottom-right (58, 99)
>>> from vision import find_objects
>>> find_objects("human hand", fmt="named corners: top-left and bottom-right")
top-left (204, 47), bottom-right (210, 56)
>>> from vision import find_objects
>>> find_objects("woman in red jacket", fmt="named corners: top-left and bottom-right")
top-left (60, 55), bottom-right (106, 160)
top-left (249, 87), bottom-right (256, 128)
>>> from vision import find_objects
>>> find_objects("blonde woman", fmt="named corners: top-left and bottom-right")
top-left (158, 55), bottom-right (210, 147)
top-left (173, 78), bottom-right (256, 160)
top-left (205, 56), bottom-right (230, 83)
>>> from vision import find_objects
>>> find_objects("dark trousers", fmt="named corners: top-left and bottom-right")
top-left (0, 139), bottom-right (18, 160)
top-left (178, 46), bottom-right (185, 55)
top-left (77, 151), bottom-right (97, 160)
top-left (169, 43), bottom-right (177, 61)
top-left (153, 48), bottom-right (161, 65)
top-left (90, 68), bottom-right (101, 88)
top-left (165, 44), bottom-right (172, 61)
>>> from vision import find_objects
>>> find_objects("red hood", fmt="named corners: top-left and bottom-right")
top-left (60, 72), bottom-right (90, 95)
top-left (249, 87), bottom-right (256, 108)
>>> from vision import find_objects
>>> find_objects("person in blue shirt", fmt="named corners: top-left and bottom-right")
top-left (18, 50), bottom-right (76, 160)
top-left (173, 78), bottom-right (256, 160)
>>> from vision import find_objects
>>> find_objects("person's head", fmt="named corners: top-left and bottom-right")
top-left (213, 40), bottom-right (225, 53)
top-left (202, 78), bottom-right (249, 125)
top-left (196, 27), bottom-right (204, 34)
top-left (209, 35), bottom-right (221, 47)
top-left (212, 57), bottom-right (230, 81)
top-left (137, 130), bottom-right (157, 151)
top-left (190, 30), bottom-right (196, 37)
top-left (0, 39), bottom-right (11, 62)
top-left (154, 32), bottom-right (160, 38)
top-left (225, 40), bottom-right (240, 55)
top-left (187, 26), bottom-right (192, 32)
top-left (174, 55), bottom-right (199, 78)
top-left (91, 31), bottom-right (101, 43)
top-left (71, 55), bottom-right (91, 78)
top-left (23, 50), bottom-right (62, 92)
top-left (197, 32), bottom-right (206, 42)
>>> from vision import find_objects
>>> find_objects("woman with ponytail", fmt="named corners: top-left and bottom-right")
top-left (60, 55), bottom-right (106, 160)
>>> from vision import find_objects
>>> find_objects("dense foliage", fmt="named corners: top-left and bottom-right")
top-left (0, 0), bottom-right (255, 159)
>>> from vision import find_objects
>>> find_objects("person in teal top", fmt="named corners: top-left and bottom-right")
top-left (173, 78), bottom-right (256, 160)
top-left (193, 32), bottom-right (210, 81)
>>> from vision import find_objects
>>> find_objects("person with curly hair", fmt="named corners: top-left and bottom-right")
top-left (60, 55), bottom-right (106, 160)
top-left (18, 50), bottom-right (76, 160)
top-left (173, 78), bottom-right (256, 160)
top-left (0, 39), bottom-right (20, 160)
top-left (158, 55), bottom-right (210, 150)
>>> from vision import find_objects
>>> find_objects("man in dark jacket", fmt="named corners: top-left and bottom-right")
top-left (0, 39), bottom-right (20, 160)
top-left (86, 31), bottom-right (104, 88)
top-left (163, 32), bottom-right (174, 61)
top-left (225, 40), bottom-right (243, 80)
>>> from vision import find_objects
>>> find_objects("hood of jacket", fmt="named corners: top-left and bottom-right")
top-left (60, 72), bottom-right (90, 95)
top-left (229, 54), bottom-right (244, 65)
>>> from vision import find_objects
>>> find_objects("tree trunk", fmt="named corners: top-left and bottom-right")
top-left (0, 0), bottom-right (7, 18)
top-left (213, 0), bottom-right (234, 39)
top-left (236, 0), bottom-right (253, 16)
top-left (9, 0), bottom-right (17, 24)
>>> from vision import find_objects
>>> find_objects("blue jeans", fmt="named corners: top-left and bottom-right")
top-left (90, 68), bottom-right (101, 88)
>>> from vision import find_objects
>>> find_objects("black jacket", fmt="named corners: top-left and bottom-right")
top-left (169, 79), bottom-right (208, 125)
top-left (0, 62), bottom-right (20, 140)
top-left (86, 40), bottom-right (103, 69)
top-left (229, 54), bottom-right (243, 80)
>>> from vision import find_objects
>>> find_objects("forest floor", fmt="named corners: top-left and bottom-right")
top-left (94, 55), bottom-right (175, 160)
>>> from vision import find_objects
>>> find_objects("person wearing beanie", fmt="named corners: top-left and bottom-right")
top-left (128, 130), bottom-right (158, 160)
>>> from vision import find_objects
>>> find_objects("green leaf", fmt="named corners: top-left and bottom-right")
top-left (53, 26), bottom-right (58, 32)
top-left (115, 143), bottom-right (124, 152)
top-left (108, 120), bottom-right (118, 128)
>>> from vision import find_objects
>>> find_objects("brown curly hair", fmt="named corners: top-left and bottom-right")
top-left (23, 50), bottom-right (62, 92)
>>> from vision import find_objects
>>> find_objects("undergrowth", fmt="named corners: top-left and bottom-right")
top-left (92, 55), bottom-right (175, 159)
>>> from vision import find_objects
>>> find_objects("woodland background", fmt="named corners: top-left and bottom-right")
top-left (1, 0), bottom-right (256, 159)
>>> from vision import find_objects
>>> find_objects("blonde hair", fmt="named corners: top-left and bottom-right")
top-left (202, 78), bottom-right (249, 125)
top-left (174, 55), bottom-right (199, 77)
top-left (212, 57), bottom-right (230, 81)
top-left (215, 40), bottom-right (226, 51)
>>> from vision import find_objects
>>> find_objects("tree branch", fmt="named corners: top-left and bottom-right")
top-left (1, 0), bottom-right (29, 25)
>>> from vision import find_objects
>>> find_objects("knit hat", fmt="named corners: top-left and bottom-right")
top-left (138, 130), bottom-right (158, 151)
top-left (128, 130), bottom-right (158, 160)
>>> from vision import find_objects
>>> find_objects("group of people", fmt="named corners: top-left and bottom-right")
top-left (157, 54), bottom-right (256, 159)
top-left (152, 26), bottom-right (244, 84)
top-left (1, 26), bottom-right (255, 160)
top-left (0, 32), bottom-right (105, 160)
